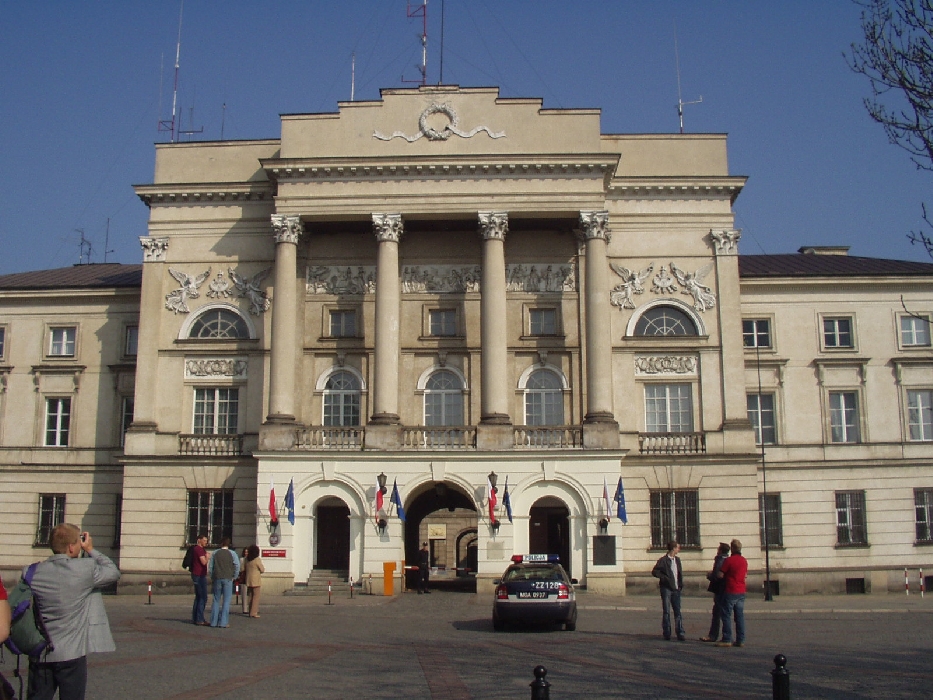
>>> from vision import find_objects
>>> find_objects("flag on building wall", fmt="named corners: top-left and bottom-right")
top-left (285, 478), bottom-right (295, 526)
top-left (375, 475), bottom-right (385, 520)
top-left (390, 479), bottom-right (406, 522)
top-left (603, 476), bottom-right (612, 523)
top-left (269, 478), bottom-right (278, 525)
top-left (614, 477), bottom-right (628, 524)
top-left (503, 476), bottom-right (513, 523)
top-left (487, 476), bottom-right (498, 523)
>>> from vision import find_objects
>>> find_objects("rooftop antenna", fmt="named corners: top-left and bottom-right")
top-left (403, 0), bottom-right (428, 86)
top-left (438, 0), bottom-right (445, 84)
top-left (103, 218), bottom-right (115, 263)
top-left (674, 23), bottom-right (702, 134)
top-left (350, 52), bottom-right (356, 101)
top-left (158, 1), bottom-right (185, 142)
top-left (76, 229), bottom-right (93, 265)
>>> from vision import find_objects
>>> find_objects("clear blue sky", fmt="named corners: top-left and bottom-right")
top-left (1, 1), bottom-right (930, 275)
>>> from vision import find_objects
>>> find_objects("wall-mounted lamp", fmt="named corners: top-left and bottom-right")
top-left (376, 510), bottom-right (388, 535)
top-left (598, 517), bottom-right (609, 534)
top-left (377, 472), bottom-right (388, 495)
top-left (488, 471), bottom-right (498, 492)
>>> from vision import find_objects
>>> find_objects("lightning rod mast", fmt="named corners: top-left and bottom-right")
top-left (674, 24), bottom-right (702, 134)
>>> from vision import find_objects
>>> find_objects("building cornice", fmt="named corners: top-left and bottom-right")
top-left (607, 176), bottom-right (747, 203)
top-left (134, 182), bottom-right (274, 207)
top-left (261, 154), bottom-right (620, 184)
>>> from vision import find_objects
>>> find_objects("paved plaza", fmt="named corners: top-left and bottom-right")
top-left (2, 589), bottom-right (931, 699)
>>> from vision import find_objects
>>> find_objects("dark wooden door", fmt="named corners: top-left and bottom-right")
top-left (316, 505), bottom-right (350, 570)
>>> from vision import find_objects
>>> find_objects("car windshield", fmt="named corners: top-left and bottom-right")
top-left (503, 565), bottom-right (564, 583)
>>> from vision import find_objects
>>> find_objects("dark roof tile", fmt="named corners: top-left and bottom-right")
top-left (739, 254), bottom-right (933, 278)
top-left (0, 264), bottom-right (142, 290)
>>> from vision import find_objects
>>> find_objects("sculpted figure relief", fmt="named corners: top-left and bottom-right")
top-left (609, 262), bottom-right (655, 309)
top-left (229, 267), bottom-right (272, 315)
top-left (671, 262), bottom-right (716, 311)
top-left (166, 268), bottom-right (211, 314)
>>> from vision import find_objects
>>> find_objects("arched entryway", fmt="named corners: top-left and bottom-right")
top-left (315, 497), bottom-right (350, 571)
top-left (529, 496), bottom-right (571, 575)
top-left (403, 482), bottom-right (477, 591)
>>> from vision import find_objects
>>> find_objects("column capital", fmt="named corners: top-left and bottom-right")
top-left (578, 211), bottom-right (610, 243)
top-left (478, 211), bottom-right (508, 241)
top-left (139, 236), bottom-right (169, 262)
top-left (372, 213), bottom-right (403, 243)
top-left (271, 214), bottom-right (303, 245)
top-left (710, 229), bottom-right (741, 256)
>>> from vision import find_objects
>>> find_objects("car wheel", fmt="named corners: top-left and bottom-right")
top-left (493, 618), bottom-right (505, 632)
top-left (564, 620), bottom-right (576, 631)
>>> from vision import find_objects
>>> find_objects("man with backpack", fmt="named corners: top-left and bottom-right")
top-left (25, 524), bottom-right (120, 700)
top-left (186, 534), bottom-right (210, 626)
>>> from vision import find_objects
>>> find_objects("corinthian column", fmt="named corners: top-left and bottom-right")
top-left (266, 214), bottom-right (302, 423)
top-left (478, 212), bottom-right (511, 425)
top-left (579, 211), bottom-right (616, 426)
top-left (370, 214), bottom-right (402, 425)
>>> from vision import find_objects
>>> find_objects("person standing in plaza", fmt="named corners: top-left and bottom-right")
top-left (0, 572), bottom-right (9, 643)
top-left (244, 545), bottom-right (265, 618)
top-left (716, 539), bottom-right (748, 647)
top-left (417, 542), bottom-right (431, 594)
top-left (26, 524), bottom-right (121, 700)
top-left (700, 542), bottom-right (731, 642)
top-left (651, 540), bottom-right (685, 641)
top-left (238, 547), bottom-right (249, 615)
top-left (189, 534), bottom-right (210, 626)
top-left (208, 538), bottom-right (239, 628)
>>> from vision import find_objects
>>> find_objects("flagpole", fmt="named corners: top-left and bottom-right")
top-left (756, 343), bottom-right (774, 602)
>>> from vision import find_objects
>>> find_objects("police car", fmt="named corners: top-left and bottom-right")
top-left (492, 554), bottom-right (578, 631)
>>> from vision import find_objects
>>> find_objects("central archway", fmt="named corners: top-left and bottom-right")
top-left (403, 482), bottom-right (478, 591)
top-left (529, 496), bottom-right (571, 575)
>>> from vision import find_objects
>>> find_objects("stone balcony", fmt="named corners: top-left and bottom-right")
top-left (637, 432), bottom-right (707, 455)
top-left (178, 433), bottom-right (244, 456)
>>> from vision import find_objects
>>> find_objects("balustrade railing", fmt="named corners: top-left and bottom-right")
top-left (513, 426), bottom-right (583, 449)
top-left (178, 434), bottom-right (243, 456)
top-left (296, 427), bottom-right (364, 450)
top-left (638, 432), bottom-right (706, 454)
top-left (401, 426), bottom-right (476, 450)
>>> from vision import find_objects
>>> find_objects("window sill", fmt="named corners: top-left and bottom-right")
top-left (914, 540), bottom-right (933, 547)
top-left (834, 543), bottom-right (870, 549)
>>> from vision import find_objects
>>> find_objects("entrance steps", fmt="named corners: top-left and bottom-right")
top-left (287, 569), bottom-right (351, 595)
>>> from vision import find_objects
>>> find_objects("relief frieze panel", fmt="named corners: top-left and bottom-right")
top-left (610, 260), bottom-right (716, 312)
top-left (185, 357), bottom-right (248, 379)
top-left (634, 355), bottom-right (698, 376)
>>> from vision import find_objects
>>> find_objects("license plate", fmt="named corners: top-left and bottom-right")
top-left (517, 591), bottom-right (548, 599)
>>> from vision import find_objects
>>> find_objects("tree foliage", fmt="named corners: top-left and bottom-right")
top-left (849, 0), bottom-right (933, 257)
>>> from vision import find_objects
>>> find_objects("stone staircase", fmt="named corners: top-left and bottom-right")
top-left (287, 568), bottom-right (352, 596)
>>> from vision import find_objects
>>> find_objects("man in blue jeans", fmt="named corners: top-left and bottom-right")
top-left (651, 541), bottom-right (685, 641)
top-left (716, 539), bottom-right (748, 647)
top-left (189, 534), bottom-right (209, 625)
top-left (208, 538), bottom-right (239, 628)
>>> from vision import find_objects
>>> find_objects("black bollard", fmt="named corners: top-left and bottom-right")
top-left (771, 654), bottom-right (790, 700)
top-left (530, 665), bottom-right (550, 700)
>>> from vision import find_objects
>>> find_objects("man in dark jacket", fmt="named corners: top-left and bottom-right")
top-left (417, 542), bottom-right (431, 594)
top-left (651, 540), bottom-right (685, 641)
top-left (700, 542), bottom-right (731, 642)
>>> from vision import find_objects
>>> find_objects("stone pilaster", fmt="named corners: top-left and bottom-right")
top-left (124, 237), bottom-right (169, 456)
top-left (370, 214), bottom-right (402, 426)
top-left (478, 212), bottom-right (511, 427)
top-left (265, 215), bottom-right (302, 426)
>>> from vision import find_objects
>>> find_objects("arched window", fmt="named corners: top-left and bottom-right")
top-left (524, 369), bottom-right (564, 426)
top-left (634, 306), bottom-right (698, 337)
top-left (424, 370), bottom-right (464, 426)
top-left (188, 308), bottom-right (250, 339)
top-left (323, 371), bottom-right (361, 426)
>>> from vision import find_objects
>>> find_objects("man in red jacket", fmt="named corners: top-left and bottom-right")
top-left (716, 539), bottom-right (748, 647)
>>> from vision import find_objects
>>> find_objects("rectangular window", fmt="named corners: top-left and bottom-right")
top-left (823, 317), bottom-right (853, 349)
top-left (45, 397), bottom-right (71, 446)
top-left (743, 318), bottom-right (771, 349)
top-left (329, 310), bottom-right (357, 338)
top-left (645, 384), bottom-right (693, 433)
top-left (836, 491), bottom-right (868, 545)
top-left (429, 309), bottom-right (457, 337)
top-left (900, 315), bottom-right (931, 347)
top-left (747, 393), bottom-right (777, 445)
top-left (530, 308), bottom-right (558, 336)
top-left (915, 489), bottom-right (933, 543)
top-left (759, 493), bottom-right (783, 547)
top-left (113, 494), bottom-right (123, 549)
top-left (650, 490), bottom-right (699, 548)
top-left (49, 326), bottom-right (76, 357)
top-left (186, 490), bottom-right (233, 547)
top-left (35, 494), bottom-right (65, 547)
top-left (194, 388), bottom-right (239, 434)
top-left (0, 326), bottom-right (6, 358)
top-left (829, 391), bottom-right (860, 443)
top-left (124, 325), bottom-right (138, 357)
top-left (907, 390), bottom-right (933, 441)
top-left (121, 396), bottom-right (135, 447)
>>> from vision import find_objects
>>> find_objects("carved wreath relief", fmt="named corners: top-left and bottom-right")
top-left (610, 261), bottom-right (716, 312)
top-left (373, 103), bottom-right (505, 143)
top-left (166, 267), bottom-right (271, 315)
top-left (185, 358), bottom-right (248, 379)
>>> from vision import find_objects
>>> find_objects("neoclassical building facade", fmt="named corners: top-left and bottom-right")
top-left (1, 86), bottom-right (931, 595)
